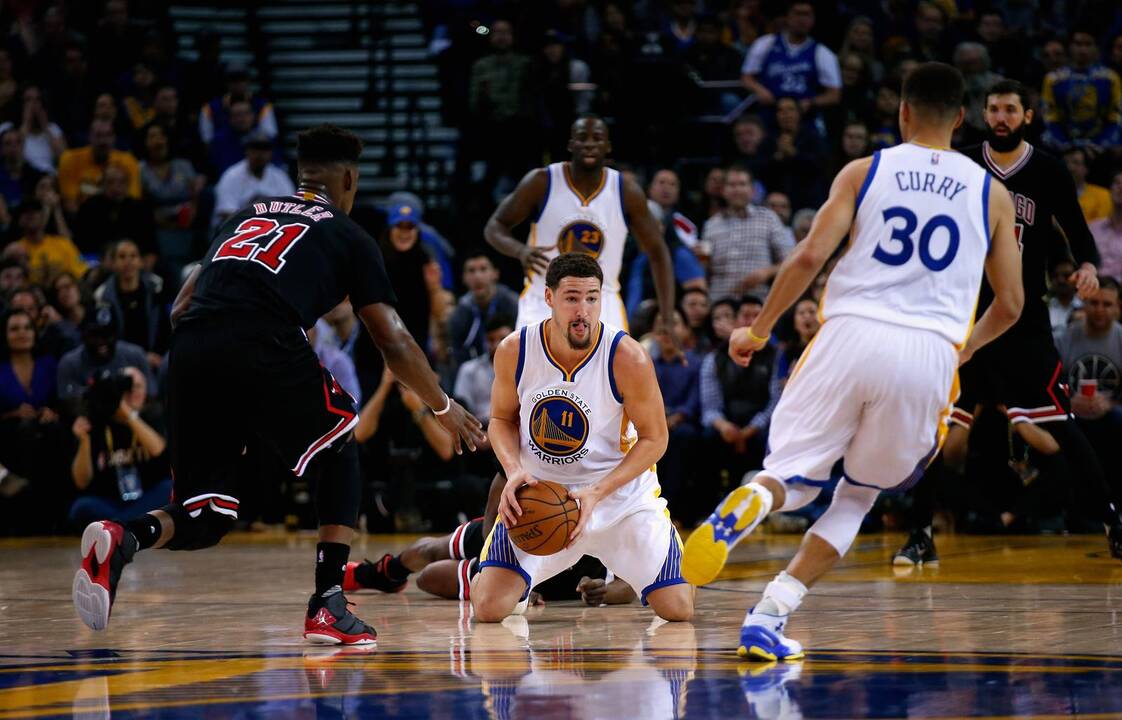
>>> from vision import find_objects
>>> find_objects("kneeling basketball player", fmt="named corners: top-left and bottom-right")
top-left (471, 253), bottom-right (693, 622)
top-left (346, 473), bottom-right (637, 605)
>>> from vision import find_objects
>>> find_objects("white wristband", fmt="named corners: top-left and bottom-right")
top-left (431, 394), bottom-right (452, 416)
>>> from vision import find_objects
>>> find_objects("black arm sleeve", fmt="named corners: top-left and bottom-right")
top-left (1053, 159), bottom-right (1101, 267)
top-left (344, 220), bottom-right (398, 310)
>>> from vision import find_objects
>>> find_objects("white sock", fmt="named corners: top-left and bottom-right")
top-left (744, 571), bottom-right (808, 626)
top-left (749, 482), bottom-right (774, 519)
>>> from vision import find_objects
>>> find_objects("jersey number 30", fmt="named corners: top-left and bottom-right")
top-left (213, 217), bottom-right (310, 274)
top-left (872, 206), bottom-right (960, 272)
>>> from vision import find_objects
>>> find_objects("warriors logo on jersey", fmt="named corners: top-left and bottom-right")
top-left (528, 389), bottom-right (592, 462)
top-left (557, 218), bottom-right (605, 258)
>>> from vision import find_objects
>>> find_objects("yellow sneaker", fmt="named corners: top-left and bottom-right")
top-left (682, 484), bottom-right (769, 585)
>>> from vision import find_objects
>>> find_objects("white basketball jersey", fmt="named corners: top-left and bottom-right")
top-left (515, 319), bottom-right (658, 505)
top-left (525, 162), bottom-right (628, 296)
top-left (822, 143), bottom-right (992, 346)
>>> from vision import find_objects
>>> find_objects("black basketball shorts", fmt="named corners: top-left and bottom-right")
top-left (952, 329), bottom-right (1071, 428)
top-left (166, 317), bottom-right (358, 517)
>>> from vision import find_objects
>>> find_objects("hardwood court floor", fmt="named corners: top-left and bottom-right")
top-left (1, 531), bottom-right (1120, 718)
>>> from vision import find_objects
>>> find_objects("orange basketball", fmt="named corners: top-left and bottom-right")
top-left (508, 480), bottom-right (580, 556)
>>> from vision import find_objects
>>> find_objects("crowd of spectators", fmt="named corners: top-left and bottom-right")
top-left (0, 0), bottom-right (295, 534)
top-left (4, 0), bottom-right (1122, 538)
top-left (415, 0), bottom-right (1122, 534)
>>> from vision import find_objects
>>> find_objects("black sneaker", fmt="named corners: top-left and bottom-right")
top-left (343, 554), bottom-right (408, 594)
top-left (73, 521), bottom-right (138, 630)
top-left (892, 530), bottom-right (939, 567)
top-left (1108, 523), bottom-right (1122, 561)
top-left (304, 586), bottom-right (377, 645)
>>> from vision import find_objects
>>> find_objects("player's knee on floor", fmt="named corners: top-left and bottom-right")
top-left (470, 568), bottom-right (526, 622)
top-left (163, 499), bottom-right (236, 551)
top-left (807, 479), bottom-right (880, 557)
top-left (647, 584), bottom-right (694, 622)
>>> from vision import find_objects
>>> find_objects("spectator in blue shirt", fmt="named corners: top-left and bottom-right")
top-left (1042, 30), bottom-right (1122, 151)
top-left (741, 1), bottom-right (841, 124)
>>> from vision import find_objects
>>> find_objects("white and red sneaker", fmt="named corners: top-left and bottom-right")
top-left (304, 586), bottom-right (377, 645)
top-left (73, 521), bottom-right (138, 631)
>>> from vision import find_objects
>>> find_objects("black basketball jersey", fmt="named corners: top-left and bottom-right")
top-left (961, 142), bottom-right (1100, 338)
top-left (181, 191), bottom-right (396, 329)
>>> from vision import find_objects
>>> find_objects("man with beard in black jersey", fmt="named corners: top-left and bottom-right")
top-left (895, 79), bottom-right (1122, 565)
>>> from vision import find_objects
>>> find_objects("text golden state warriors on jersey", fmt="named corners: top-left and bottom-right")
top-left (527, 387), bottom-right (592, 465)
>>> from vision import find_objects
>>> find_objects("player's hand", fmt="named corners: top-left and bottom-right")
top-left (728, 326), bottom-right (768, 367)
top-left (567, 484), bottom-right (601, 544)
top-left (576, 576), bottom-right (608, 606)
top-left (498, 468), bottom-right (536, 528)
top-left (434, 398), bottom-right (486, 455)
top-left (1071, 263), bottom-right (1099, 300)
top-left (517, 244), bottom-right (553, 276)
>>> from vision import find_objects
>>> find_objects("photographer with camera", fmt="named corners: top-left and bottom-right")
top-left (68, 366), bottom-right (169, 527)
top-left (57, 304), bottom-right (155, 412)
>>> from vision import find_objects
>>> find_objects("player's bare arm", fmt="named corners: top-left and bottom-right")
top-left (484, 168), bottom-right (552, 275)
top-left (624, 175), bottom-right (680, 352)
top-left (169, 264), bottom-right (200, 327)
top-left (961, 179), bottom-right (1024, 364)
top-left (488, 331), bottom-right (536, 528)
top-left (568, 335), bottom-right (668, 542)
top-left (728, 157), bottom-right (867, 367)
top-left (358, 302), bottom-right (485, 454)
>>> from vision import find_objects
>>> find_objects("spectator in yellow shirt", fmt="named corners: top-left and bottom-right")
top-left (57, 120), bottom-right (141, 214)
top-left (1064, 147), bottom-right (1112, 222)
top-left (13, 199), bottom-right (87, 284)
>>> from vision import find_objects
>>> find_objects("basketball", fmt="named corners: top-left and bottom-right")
top-left (508, 480), bottom-right (580, 556)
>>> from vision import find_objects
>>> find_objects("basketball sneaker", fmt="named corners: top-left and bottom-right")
top-left (682, 484), bottom-right (771, 586)
top-left (304, 586), bottom-right (377, 645)
top-left (738, 611), bottom-right (805, 662)
top-left (73, 520), bottom-right (138, 631)
top-left (892, 529), bottom-right (939, 566)
top-left (738, 658), bottom-right (804, 718)
top-left (343, 554), bottom-right (408, 593)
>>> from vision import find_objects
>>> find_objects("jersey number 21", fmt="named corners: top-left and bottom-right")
top-left (213, 217), bottom-right (310, 274)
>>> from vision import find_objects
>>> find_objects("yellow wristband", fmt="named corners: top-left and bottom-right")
top-left (747, 328), bottom-right (770, 344)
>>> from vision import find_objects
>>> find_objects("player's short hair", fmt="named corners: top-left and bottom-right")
top-left (985, 79), bottom-right (1031, 114)
top-left (297, 124), bottom-right (363, 166)
top-left (1100, 277), bottom-right (1121, 295)
top-left (546, 253), bottom-right (603, 290)
top-left (901, 62), bottom-right (965, 122)
top-left (485, 313), bottom-right (516, 333)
